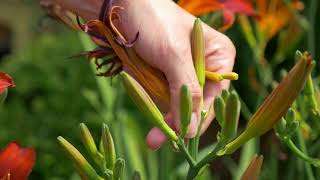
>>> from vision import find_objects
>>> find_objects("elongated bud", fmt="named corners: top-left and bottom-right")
top-left (191, 18), bottom-right (205, 89)
top-left (222, 51), bottom-right (315, 155)
top-left (57, 136), bottom-right (103, 180)
top-left (221, 91), bottom-right (240, 143)
top-left (221, 89), bottom-right (230, 102)
top-left (180, 85), bottom-right (193, 138)
top-left (113, 158), bottom-right (125, 180)
top-left (214, 95), bottom-right (225, 127)
top-left (120, 72), bottom-right (178, 141)
top-left (79, 123), bottom-right (102, 164)
top-left (102, 124), bottom-right (116, 170)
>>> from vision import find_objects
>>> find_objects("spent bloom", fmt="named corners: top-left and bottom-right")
top-left (0, 142), bottom-right (36, 180)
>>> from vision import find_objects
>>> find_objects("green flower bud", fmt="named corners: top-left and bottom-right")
top-left (102, 124), bottom-right (116, 170)
top-left (180, 84), bottom-right (193, 138)
top-left (113, 158), bottom-right (125, 180)
top-left (222, 51), bottom-right (315, 155)
top-left (79, 123), bottom-right (102, 165)
top-left (120, 72), bottom-right (178, 141)
top-left (191, 18), bottom-right (206, 89)
top-left (214, 95), bottom-right (225, 127)
top-left (221, 89), bottom-right (230, 102)
top-left (274, 118), bottom-right (286, 136)
top-left (57, 136), bottom-right (103, 180)
top-left (285, 108), bottom-right (296, 124)
top-left (221, 91), bottom-right (240, 144)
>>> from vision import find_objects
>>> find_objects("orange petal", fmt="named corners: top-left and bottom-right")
top-left (0, 142), bottom-right (36, 180)
top-left (0, 72), bottom-right (14, 94)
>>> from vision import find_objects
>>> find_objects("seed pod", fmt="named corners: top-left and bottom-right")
top-left (223, 51), bottom-right (315, 155)
top-left (221, 91), bottom-right (240, 143)
top-left (57, 136), bottom-right (103, 180)
top-left (191, 18), bottom-right (205, 89)
top-left (214, 95), bottom-right (225, 127)
top-left (102, 124), bottom-right (116, 170)
top-left (79, 123), bottom-right (101, 164)
top-left (113, 158), bottom-right (125, 180)
top-left (120, 72), bottom-right (178, 141)
top-left (180, 85), bottom-right (193, 138)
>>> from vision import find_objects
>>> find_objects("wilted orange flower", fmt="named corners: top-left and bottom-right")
top-left (0, 142), bottom-right (36, 180)
top-left (0, 72), bottom-right (14, 94)
top-left (178, 0), bottom-right (255, 31)
top-left (255, 0), bottom-right (304, 40)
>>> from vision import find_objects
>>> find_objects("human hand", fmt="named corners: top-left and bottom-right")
top-left (43, 0), bottom-right (236, 150)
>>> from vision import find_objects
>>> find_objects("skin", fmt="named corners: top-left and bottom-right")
top-left (47, 0), bottom-right (236, 150)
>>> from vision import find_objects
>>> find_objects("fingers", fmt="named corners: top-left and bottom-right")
top-left (200, 31), bottom-right (236, 134)
top-left (162, 46), bottom-right (202, 138)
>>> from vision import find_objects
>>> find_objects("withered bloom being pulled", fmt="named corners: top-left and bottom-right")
top-left (40, 0), bottom-right (238, 112)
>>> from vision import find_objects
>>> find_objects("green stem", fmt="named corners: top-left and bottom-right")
top-left (308, 0), bottom-right (318, 56)
top-left (283, 135), bottom-right (320, 170)
top-left (178, 138), bottom-right (196, 168)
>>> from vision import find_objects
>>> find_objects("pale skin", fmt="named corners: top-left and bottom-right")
top-left (51, 0), bottom-right (236, 150)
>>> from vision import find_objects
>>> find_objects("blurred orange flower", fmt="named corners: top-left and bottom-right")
top-left (0, 142), bottom-right (36, 180)
top-left (178, 0), bottom-right (255, 31)
top-left (255, 0), bottom-right (304, 40)
top-left (0, 72), bottom-right (14, 94)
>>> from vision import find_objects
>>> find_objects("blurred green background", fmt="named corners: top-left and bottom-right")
top-left (0, 0), bottom-right (319, 180)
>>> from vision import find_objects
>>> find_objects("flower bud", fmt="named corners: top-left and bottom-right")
top-left (57, 136), bottom-right (103, 180)
top-left (221, 91), bottom-right (240, 144)
top-left (113, 158), bottom-right (125, 180)
top-left (79, 123), bottom-right (102, 165)
top-left (274, 118), bottom-right (286, 136)
top-left (214, 95), bottom-right (225, 127)
top-left (191, 18), bottom-right (205, 89)
top-left (180, 85), bottom-right (193, 138)
top-left (223, 51), bottom-right (315, 154)
top-left (285, 108), bottom-right (296, 124)
top-left (120, 72), bottom-right (178, 141)
top-left (103, 169), bottom-right (113, 180)
top-left (102, 124), bottom-right (116, 170)
top-left (221, 89), bottom-right (230, 102)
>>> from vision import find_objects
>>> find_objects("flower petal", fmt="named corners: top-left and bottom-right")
top-left (0, 72), bottom-right (14, 94)
top-left (0, 142), bottom-right (36, 180)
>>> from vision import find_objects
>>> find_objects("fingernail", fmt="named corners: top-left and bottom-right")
top-left (186, 112), bottom-right (198, 138)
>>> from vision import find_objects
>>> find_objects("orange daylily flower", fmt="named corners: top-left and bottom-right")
top-left (0, 72), bottom-right (14, 94)
top-left (255, 0), bottom-right (304, 40)
top-left (0, 142), bottom-right (36, 180)
top-left (178, 0), bottom-right (255, 31)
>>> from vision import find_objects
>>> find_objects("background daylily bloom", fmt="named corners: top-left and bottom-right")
top-left (255, 0), bottom-right (304, 40)
top-left (178, 0), bottom-right (255, 31)
top-left (0, 72), bottom-right (14, 94)
top-left (0, 142), bottom-right (36, 180)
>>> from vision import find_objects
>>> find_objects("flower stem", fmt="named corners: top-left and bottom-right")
top-left (177, 138), bottom-right (196, 168)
